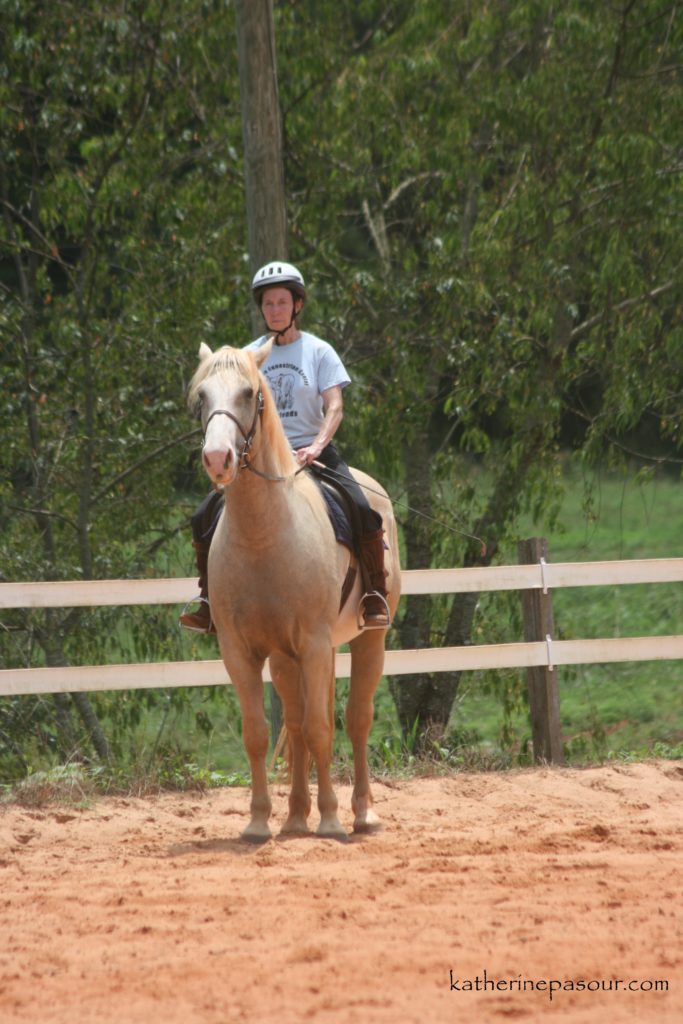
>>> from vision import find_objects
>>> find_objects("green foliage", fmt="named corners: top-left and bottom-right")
top-left (1, 0), bottom-right (248, 766)
top-left (2, 1), bottom-right (682, 778)
top-left (276, 0), bottom-right (682, 740)
top-left (449, 466), bottom-right (683, 764)
top-left (284, 0), bottom-right (682, 508)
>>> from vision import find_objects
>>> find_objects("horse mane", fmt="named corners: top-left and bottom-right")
top-left (188, 345), bottom-right (297, 477)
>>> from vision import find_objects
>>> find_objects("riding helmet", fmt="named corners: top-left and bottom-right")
top-left (251, 261), bottom-right (306, 305)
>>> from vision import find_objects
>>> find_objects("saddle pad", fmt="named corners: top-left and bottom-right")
top-left (319, 484), bottom-right (354, 552)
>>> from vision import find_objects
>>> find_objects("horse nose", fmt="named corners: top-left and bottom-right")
top-left (203, 445), bottom-right (234, 482)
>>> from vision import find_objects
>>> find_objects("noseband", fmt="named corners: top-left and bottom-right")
top-left (204, 387), bottom-right (264, 472)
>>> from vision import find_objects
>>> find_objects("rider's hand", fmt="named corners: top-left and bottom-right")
top-left (295, 442), bottom-right (323, 466)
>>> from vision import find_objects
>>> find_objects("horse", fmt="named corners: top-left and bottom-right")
top-left (188, 338), bottom-right (401, 841)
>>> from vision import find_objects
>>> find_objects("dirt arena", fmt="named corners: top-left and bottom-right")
top-left (1, 759), bottom-right (681, 1024)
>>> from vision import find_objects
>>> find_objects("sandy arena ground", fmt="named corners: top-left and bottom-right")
top-left (1, 759), bottom-right (681, 1024)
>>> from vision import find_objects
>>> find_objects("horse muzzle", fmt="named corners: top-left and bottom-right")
top-left (202, 443), bottom-right (238, 488)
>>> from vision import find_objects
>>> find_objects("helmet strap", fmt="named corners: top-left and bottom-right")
top-left (261, 292), bottom-right (303, 344)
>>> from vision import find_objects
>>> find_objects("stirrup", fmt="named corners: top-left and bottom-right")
top-left (178, 595), bottom-right (214, 633)
top-left (358, 591), bottom-right (392, 631)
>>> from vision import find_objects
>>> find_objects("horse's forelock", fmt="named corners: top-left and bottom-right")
top-left (187, 345), bottom-right (294, 474)
top-left (187, 345), bottom-right (257, 414)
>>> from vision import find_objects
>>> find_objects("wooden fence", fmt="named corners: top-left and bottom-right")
top-left (2, 547), bottom-right (683, 763)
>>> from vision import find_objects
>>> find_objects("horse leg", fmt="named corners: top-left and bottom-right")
top-left (301, 642), bottom-right (346, 839)
top-left (269, 653), bottom-right (312, 833)
top-left (347, 630), bottom-right (385, 832)
top-left (225, 651), bottom-right (272, 841)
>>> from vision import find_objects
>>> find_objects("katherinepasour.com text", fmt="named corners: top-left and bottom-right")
top-left (449, 969), bottom-right (669, 1003)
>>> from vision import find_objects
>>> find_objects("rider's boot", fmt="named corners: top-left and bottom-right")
top-left (358, 528), bottom-right (391, 629)
top-left (179, 540), bottom-right (215, 634)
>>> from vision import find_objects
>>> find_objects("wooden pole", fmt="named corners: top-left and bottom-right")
top-left (234, 0), bottom-right (289, 741)
top-left (234, 0), bottom-right (288, 337)
top-left (518, 537), bottom-right (564, 764)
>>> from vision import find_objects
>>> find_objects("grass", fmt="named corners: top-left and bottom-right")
top-left (2, 763), bottom-right (98, 809)
top-left (4, 463), bottom-right (681, 801)
top-left (90, 463), bottom-right (683, 777)
top-left (449, 464), bottom-right (683, 764)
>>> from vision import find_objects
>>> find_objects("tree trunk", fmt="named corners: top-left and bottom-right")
top-left (235, 0), bottom-right (288, 335)
top-left (235, 0), bottom-right (289, 738)
top-left (390, 424), bottom-right (459, 750)
top-left (42, 621), bottom-right (111, 764)
top-left (52, 694), bottom-right (78, 759)
top-left (391, 427), bottom-right (545, 750)
top-left (71, 692), bottom-right (111, 764)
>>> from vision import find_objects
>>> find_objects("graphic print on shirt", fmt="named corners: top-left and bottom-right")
top-left (244, 332), bottom-right (350, 448)
top-left (263, 362), bottom-right (310, 422)
top-left (270, 372), bottom-right (296, 412)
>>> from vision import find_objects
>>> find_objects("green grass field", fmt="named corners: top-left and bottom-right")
top-left (16, 463), bottom-right (677, 795)
top-left (140, 463), bottom-right (683, 779)
top-left (445, 465), bottom-right (683, 765)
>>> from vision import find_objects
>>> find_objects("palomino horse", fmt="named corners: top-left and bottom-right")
top-left (189, 339), bottom-right (400, 840)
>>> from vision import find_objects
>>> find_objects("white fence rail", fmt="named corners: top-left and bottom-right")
top-left (2, 558), bottom-right (683, 698)
top-left (2, 558), bottom-right (683, 609)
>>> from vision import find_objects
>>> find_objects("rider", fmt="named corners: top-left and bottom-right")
top-left (179, 260), bottom-right (390, 634)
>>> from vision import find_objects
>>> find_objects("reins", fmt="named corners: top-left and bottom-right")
top-left (310, 462), bottom-right (487, 555)
top-left (203, 380), bottom-right (485, 550)
top-left (245, 460), bottom-right (307, 483)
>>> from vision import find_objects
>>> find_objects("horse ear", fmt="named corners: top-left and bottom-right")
top-left (198, 342), bottom-right (213, 362)
top-left (253, 336), bottom-right (274, 369)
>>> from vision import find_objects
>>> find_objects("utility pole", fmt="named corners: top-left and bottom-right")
top-left (234, 0), bottom-right (288, 735)
top-left (235, 0), bottom-right (288, 335)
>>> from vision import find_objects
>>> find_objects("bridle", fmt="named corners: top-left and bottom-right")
top-left (203, 386), bottom-right (302, 483)
top-left (204, 387), bottom-right (264, 471)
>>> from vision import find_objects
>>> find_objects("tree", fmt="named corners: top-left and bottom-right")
top-left (0, 0), bottom-right (247, 772)
top-left (274, 0), bottom-right (682, 745)
top-left (1, 0), bottom-right (680, 774)
top-left (234, 0), bottom-right (291, 735)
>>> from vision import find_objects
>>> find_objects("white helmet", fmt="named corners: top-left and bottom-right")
top-left (251, 261), bottom-right (306, 304)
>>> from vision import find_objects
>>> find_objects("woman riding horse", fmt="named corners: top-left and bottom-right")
top-left (180, 261), bottom-right (390, 634)
top-left (188, 336), bottom-right (400, 837)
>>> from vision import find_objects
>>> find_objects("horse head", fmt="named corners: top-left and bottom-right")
top-left (187, 340), bottom-right (271, 488)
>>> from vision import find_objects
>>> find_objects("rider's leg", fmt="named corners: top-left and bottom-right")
top-left (357, 527), bottom-right (390, 627)
top-left (315, 445), bottom-right (390, 628)
top-left (179, 491), bottom-right (223, 634)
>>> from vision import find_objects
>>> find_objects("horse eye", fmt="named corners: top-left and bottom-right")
top-left (243, 386), bottom-right (254, 401)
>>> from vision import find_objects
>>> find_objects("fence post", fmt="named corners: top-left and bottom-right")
top-left (518, 537), bottom-right (564, 765)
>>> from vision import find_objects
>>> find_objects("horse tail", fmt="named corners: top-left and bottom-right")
top-left (328, 649), bottom-right (336, 759)
top-left (270, 720), bottom-right (290, 780)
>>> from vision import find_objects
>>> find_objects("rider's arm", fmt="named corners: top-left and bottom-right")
top-left (295, 385), bottom-right (344, 465)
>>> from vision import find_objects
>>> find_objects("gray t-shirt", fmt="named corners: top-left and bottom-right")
top-left (244, 331), bottom-right (351, 448)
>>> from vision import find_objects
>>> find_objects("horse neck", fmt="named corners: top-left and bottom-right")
top-left (221, 470), bottom-right (291, 546)
top-left (219, 448), bottom-right (294, 552)
top-left (254, 381), bottom-right (297, 478)
top-left (221, 391), bottom-right (297, 543)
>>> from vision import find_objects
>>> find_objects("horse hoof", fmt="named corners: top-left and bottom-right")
top-left (353, 818), bottom-right (383, 834)
top-left (280, 817), bottom-right (311, 836)
top-left (317, 820), bottom-right (349, 842)
top-left (352, 806), bottom-right (382, 833)
top-left (240, 823), bottom-right (272, 844)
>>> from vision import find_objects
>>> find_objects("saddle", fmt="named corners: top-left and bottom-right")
top-left (308, 465), bottom-right (362, 611)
